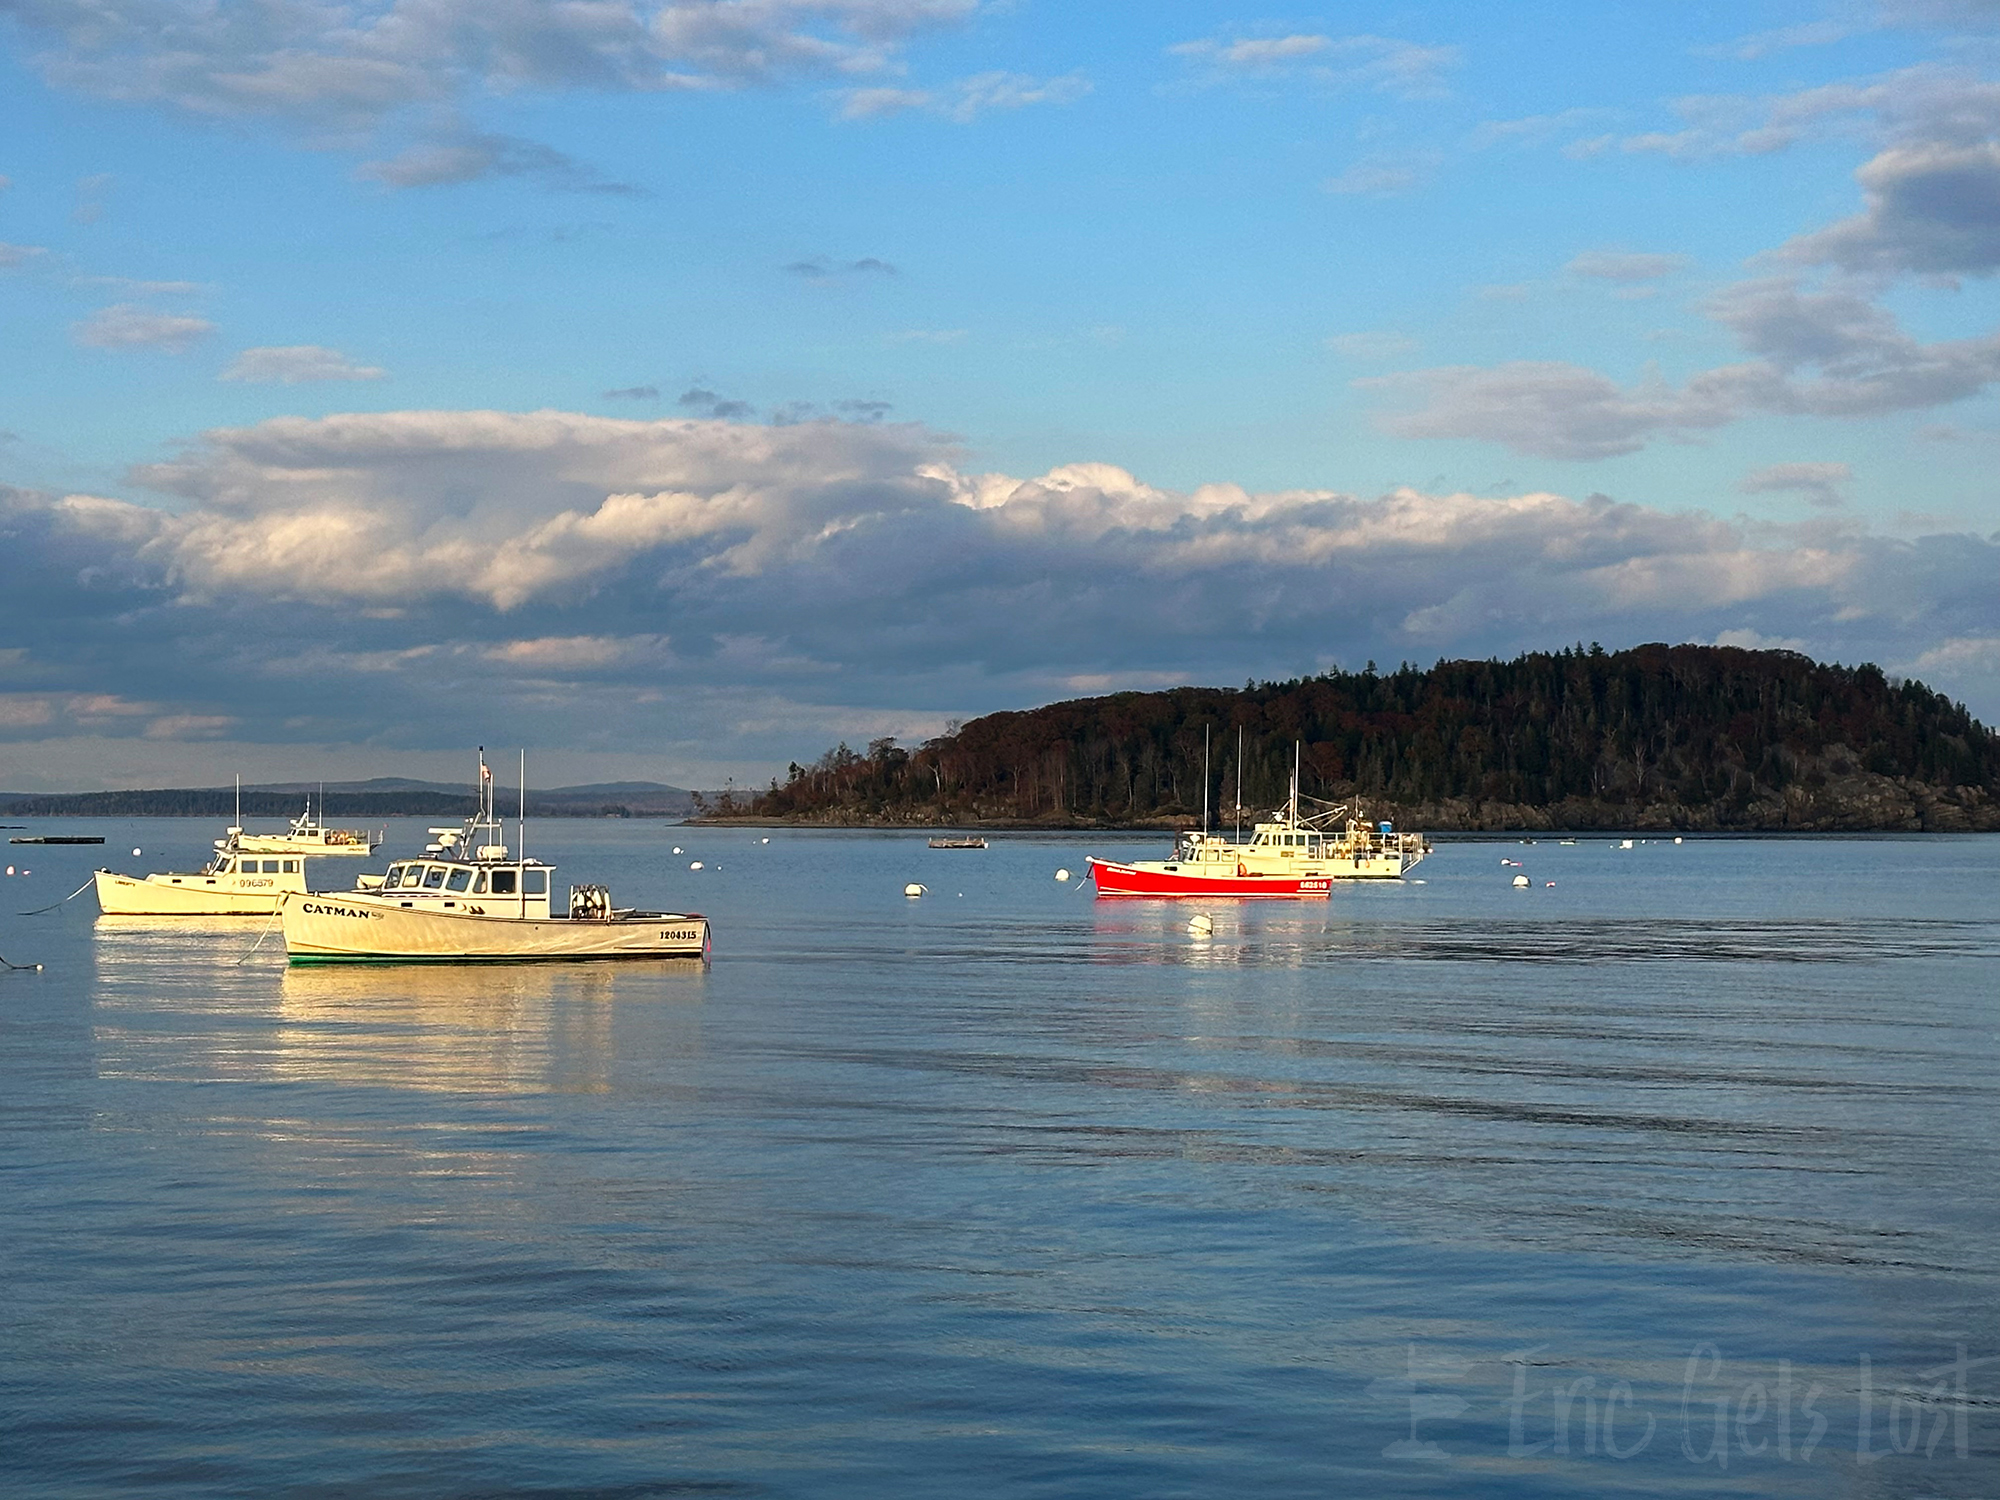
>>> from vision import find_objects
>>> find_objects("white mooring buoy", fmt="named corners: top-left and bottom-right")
top-left (672, 846), bottom-right (683, 855)
top-left (904, 883), bottom-right (927, 898)
top-left (689, 860), bottom-right (704, 870)
top-left (1512, 874), bottom-right (1531, 888)
top-left (1055, 868), bottom-right (1072, 883)
top-left (1188, 913), bottom-right (1213, 935)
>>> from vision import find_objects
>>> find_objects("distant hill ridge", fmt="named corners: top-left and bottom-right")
top-left (0, 778), bottom-right (698, 819)
top-left (731, 644), bottom-right (2000, 832)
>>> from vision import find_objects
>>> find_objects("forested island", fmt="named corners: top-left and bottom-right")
top-left (722, 645), bottom-right (2000, 832)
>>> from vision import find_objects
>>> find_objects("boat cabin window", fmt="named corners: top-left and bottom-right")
top-left (219, 858), bottom-right (235, 872)
top-left (472, 872), bottom-right (487, 894)
top-left (282, 860), bottom-right (299, 874)
top-left (384, 865), bottom-right (406, 888)
top-left (446, 868), bottom-right (472, 893)
top-left (489, 869), bottom-right (517, 896)
top-left (523, 869), bottom-right (547, 896)
top-left (422, 865), bottom-right (447, 889)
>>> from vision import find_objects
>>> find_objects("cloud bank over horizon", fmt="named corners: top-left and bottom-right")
top-left (5, 408), bottom-right (1998, 790)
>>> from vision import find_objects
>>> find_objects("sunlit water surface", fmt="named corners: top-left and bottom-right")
top-left (2, 823), bottom-right (1996, 1498)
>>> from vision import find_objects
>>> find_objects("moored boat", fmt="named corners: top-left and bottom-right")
top-left (927, 836), bottom-right (988, 848)
top-left (1087, 746), bottom-right (1429, 898)
top-left (280, 752), bottom-right (707, 963)
top-left (232, 802), bottom-right (382, 856)
top-left (95, 849), bottom-right (309, 916)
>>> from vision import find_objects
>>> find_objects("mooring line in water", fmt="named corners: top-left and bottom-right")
top-left (17, 878), bottom-right (93, 917)
top-left (236, 906), bottom-right (285, 964)
top-left (0, 950), bottom-right (44, 971)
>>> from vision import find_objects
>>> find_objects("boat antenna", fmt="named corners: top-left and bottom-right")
top-left (233, 771), bottom-right (240, 831)
top-left (518, 748), bottom-right (526, 863)
top-left (1291, 741), bottom-right (1301, 827)
top-left (1234, 726), bottom-right (1243, 842)
top-left (1202, 724), bottom-right (1210, 834)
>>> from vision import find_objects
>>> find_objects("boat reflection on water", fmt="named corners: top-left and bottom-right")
top-left (90, 915), bottom-right (706, 1095)
top-left (274, 960), bottom-right (706, 1094)
top-left (289, 959), bottom-right (711, 1095)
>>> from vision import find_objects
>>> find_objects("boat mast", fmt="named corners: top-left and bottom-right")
top-left (1202, 724), bottom-right (1210, 834)
top-left (518, 748), bottom-right (526, 863)
top-left (1234, 726), bottom-right (1243, 841)
top-left (1291, 741), bottom-right (1301, 828)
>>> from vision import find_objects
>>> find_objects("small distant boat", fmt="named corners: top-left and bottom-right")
top-left (95, 848), bottom-right (307, 916)
top-left (280, 751), bottom-right (707, 964)
top-left (11, 835), bottom-right (105, 845)
top-left (927, 836), bottom-right (988, 849)
top-left (231, 801), bottom-right (381, 856)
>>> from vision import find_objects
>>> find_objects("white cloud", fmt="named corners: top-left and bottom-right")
top-left (1374, 278), bottom-right (2000, 458)
top-left (72, 303), bottom-right (215, 352)
top-left (1172, 32), bottom-right (1459, 99)
top-left (0, 242), bottom-right (47, 268)
top-left (221, 345), bottom-right (388, 384)
top-left (838, 69), bottom-right (1090, 123)
top-left (1785, 140), bottom-right (2000, 276)
top-left (1740, 461), bottom-right (1853, 507)
top-left (1323, 153), bottom-right (1439, 196)
top-left (9, 415), bottom-right (2000, 772)
top-left (1567, 250), bottom-right (1692, 282)
top-left (486, 635), bottom-right (644, 670)
top-left (4, 1), bottom-right (984, 182)
top-left (1326, 331), bottom-right (1418, 360)
top-left (356, 132), bottom-right (641, 192)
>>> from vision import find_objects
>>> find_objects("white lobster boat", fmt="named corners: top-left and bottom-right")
top-left (280, 753), bottom-right (707, 964)
top-left (232, 802), bottom-right (381, 856)
top-left (95, 848), bottom-right (309, 916)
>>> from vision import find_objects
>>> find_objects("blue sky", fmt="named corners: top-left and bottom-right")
top-left (4, 0), bottom-right (2000, 790)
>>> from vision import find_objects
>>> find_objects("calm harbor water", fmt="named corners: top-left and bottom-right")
top-left (2, 822), bottom-right (1996, 1498)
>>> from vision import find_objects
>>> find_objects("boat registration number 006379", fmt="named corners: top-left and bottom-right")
top-left (661, 928), bottom-right (703, 942)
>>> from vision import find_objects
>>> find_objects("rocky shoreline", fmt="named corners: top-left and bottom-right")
top-left (696, 770), bottom-right (2000, 834)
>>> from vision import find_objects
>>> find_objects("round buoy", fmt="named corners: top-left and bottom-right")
top-left (672, 846), bottom-right (683, 855)
top-left (1188, 913), bottom-right (1213, 934)
top-left (132, 847), bottom-right (142, 857)
top-left (1512, 874), bottom-right (1530, 888)
top-left (4, 866), bottom-right (12, 876)
top-left (904, 882), bottom-right (926, 898)
top-left (1673, 836), bottom-right (1684, 844)
top-left (689, 860), bottom-right (704, 870)
top-left (1055, 868), bottom-right (1071, 882)
top-left (761, 837), bottom-right (770, 844)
